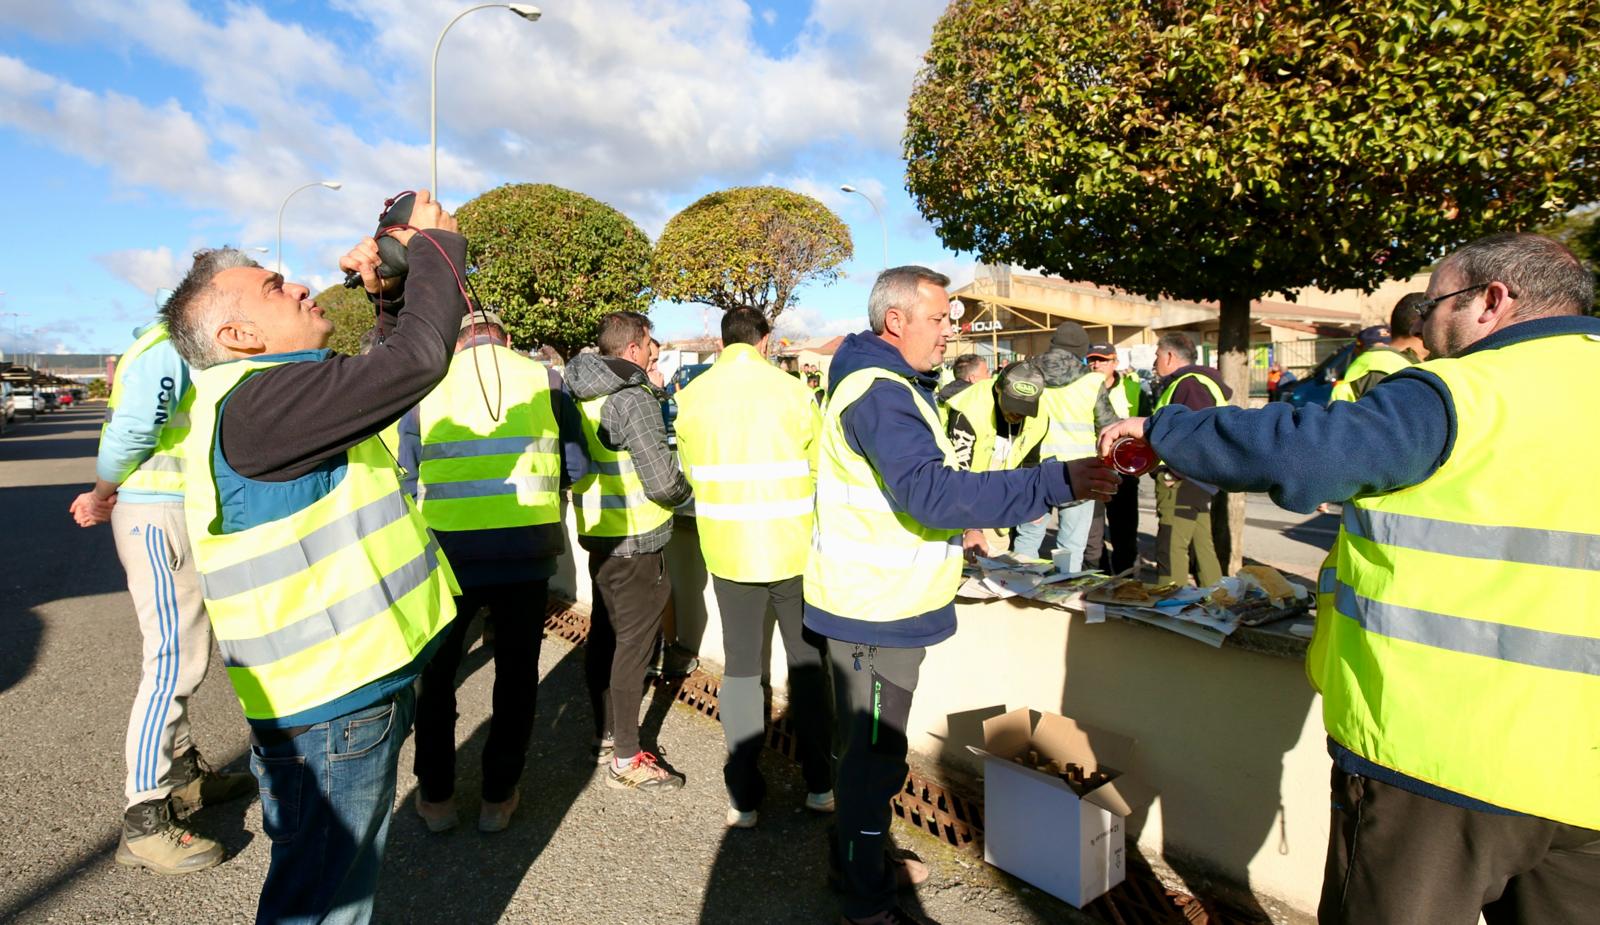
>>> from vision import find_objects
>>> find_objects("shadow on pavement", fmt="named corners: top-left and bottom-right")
top-left (373, 642), bottom-right (596, 925)
top-left (0, 408), bottom-right (105, 464)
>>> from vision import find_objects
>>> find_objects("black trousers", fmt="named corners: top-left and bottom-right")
top-left (1321, 766), bottom-right (1600, 924)
top-left (1104, 473), bottom-right (1141, 574)
top-left (712, 576), bottom-right (833, 811)
top-left (584, 551), bottom-right (671, 760)
top-left (413, 580), bottom-right (547, 803)
top-left (826, 639), bottom-right (923, 919)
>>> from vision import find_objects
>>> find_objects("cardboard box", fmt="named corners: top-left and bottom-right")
top-left (967, 708), bottom-right (1152, 907)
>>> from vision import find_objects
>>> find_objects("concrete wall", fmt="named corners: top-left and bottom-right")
top-left (555, 514), bottom-right (1329, 918)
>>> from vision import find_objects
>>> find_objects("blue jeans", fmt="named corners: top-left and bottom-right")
top-left (250, 687), bottom-right (416, 925)
top-left (1011, 500), bottom-right (1096, 570)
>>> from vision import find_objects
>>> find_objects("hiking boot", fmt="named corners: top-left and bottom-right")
top-left (478, 788), bottom-right (519, 833)
top-left (606, 751), bottom-right (685, 792)
top-left (415, 790), bottom-right (459, 833)
top-left (591, 733), bottom-right (615, 766)
top-left (841, 906), bottom-right (928, 925)
top-left (645, 643), bottom-right (700, 679)
top-left (805, 790), bottom-right (837, 814)
top-left (115, 798), bottom-right (224, 875)
top-left (726, 805), bottom-right (758, 829)
top-left (167, 749), bottom-right (255, 819)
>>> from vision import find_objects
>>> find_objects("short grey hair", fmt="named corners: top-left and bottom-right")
top-left (867, 265), bottom-right (951, 334)
top-left (1155, 331), bottom-right (1198, 365)
top-left (1439, 232), bottom-right (1594, 320)
top-left (161, 248), bottom-right (261, 369)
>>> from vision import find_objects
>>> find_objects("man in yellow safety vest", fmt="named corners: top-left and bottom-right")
top-left (1100, 232), bottom-right (1600, 924)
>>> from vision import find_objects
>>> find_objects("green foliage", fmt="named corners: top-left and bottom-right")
top-left (905, 0), bottom-right (1600, 303)
top-left (652, 186), bottom-right (853, 319)
top-left (456, 184), bottom-right (653, 359)
top-left (1539, 208), bottom-right (1600, 266)
top-left (314, 283), bottom-right (379, 355)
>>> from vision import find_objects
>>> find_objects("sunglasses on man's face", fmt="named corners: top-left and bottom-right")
top-left (1413, 283), bottom-right (1490, 321)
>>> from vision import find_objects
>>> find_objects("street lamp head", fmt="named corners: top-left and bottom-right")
top-left (321, 181), bottom-right (344, 190)
top-left (840, 184), bottom-right (857, 193)
top-left (508, 4), bottom-right (541, 21)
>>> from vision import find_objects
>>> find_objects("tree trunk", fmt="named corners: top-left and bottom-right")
top-left (1212, 293), bottom-right (1253, 576)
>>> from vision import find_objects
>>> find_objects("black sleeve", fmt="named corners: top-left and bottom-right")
top-left (221, 231), bottom-right (468, 481)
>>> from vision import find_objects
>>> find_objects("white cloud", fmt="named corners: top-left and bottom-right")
top-left (761, 8), bottom-right (778, 26)
top-left (92, 247), bottom-right (185, 295)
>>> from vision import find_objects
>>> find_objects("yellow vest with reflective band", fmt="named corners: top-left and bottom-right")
top-left (1329, 346), bottom-right (1413, 403)
top-left (943, 381), bottom-right (1045, 472)
top-left (105, 323), bottom-right (192, 494)
top-left (378, 421), bottom-right (402, 460)
top-left (1309, 332), bottom-right (1600, 828)
top-left (1107, 373), bottom-right (1141, 419)
top-left (415, 344), bottom-right (562, 532)
top-left (675, 343), bottom-right (817, 582)
top-left (804, 369), bottom-right (963, 622)
top-left (1154, 371), bottom-right (1226, 411)
top-left (183, 357), bottom-right (458, 722)
top-left (572, 392), bottom-right (675, 538)
top-left (1038, 374), bottom-right (1103, 462)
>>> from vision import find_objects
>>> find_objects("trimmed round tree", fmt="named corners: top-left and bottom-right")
top-left (905, 0), bottom-right (1600, 569)
top-left (457, 183), bottom-right (653, 358)
top-left (653, 186), bottom-right (853, 320)
top-left (313, 283), bottom-right (380, 356)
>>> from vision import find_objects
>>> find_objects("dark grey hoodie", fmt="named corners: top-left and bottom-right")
top-left (565, 352), bottom-right (692, 556)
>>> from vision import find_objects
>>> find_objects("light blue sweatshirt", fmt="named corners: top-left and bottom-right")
top-left (96, 320), bottom-right (190, 503)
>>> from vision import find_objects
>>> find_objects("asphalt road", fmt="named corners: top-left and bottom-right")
top-left (0, 403), bottom-right (1329, 924)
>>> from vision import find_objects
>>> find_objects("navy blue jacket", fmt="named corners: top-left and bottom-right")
top-left (1144, 314), bottom-right (1600, 814)
top-left (803, 332), bottom-right (1077, 648)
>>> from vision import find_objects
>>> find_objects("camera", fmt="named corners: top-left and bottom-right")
top-left (342, 191), bottom-right (417, 289)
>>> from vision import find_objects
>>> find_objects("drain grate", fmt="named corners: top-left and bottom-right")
top-left (540, 599), bottom-right (1268, 925)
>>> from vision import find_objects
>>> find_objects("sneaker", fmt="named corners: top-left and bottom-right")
top-left (115, 798), bottom-right (224, 875)
top-left (478, 788), bottom-right (519, 833)
top-left (591, 733), bottom-right (615, 766)
top-left (167, 749), bottom-right (255, 819)
top-left (726, 805), bottom-right (758, 829)
top-left (415, 790), bottom-right (459, 833)
top-left (840, 906), bottom-right (928, 925)
top-left (606, 751), bottom-right (685, 792)
top-left (805, 790), bottom-right (837, 814)
top-left (646, 643), bottom-right (700, 679)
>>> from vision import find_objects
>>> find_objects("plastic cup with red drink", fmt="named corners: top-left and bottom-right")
top-left (1104, 435), bottom-right (1157, 477)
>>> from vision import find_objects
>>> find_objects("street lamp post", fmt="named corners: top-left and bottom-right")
top-left (277, 181), bottom-right (343, 273)
top-left (840, 184), bottom-right (889, 269)
top-left (432, 3), bottom-right (542, 195)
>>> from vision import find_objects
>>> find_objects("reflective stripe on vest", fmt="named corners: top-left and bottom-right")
top-left (1154, 371), bottom-right (1226, 411)
top-left (1038, 374), bottom-right (1103, 461)
top-left (105, 322), bottom-right (192, 494)
top-left (674, 343), bottom-right (818, 581)
top-left (184, 356), bottom-right (457, 721)
top-left (415, 345), bottom-right (562, 532)
top-left (572, 392), bottom-right (674, 538)
top-left (1330, 347), bottom-right (1413, 403)
top-left (803, 368), bottom-right (963, 622)
top-left (1309, 332), bottom-right (1600, 828)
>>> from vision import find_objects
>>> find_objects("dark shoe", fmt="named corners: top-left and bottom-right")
top-left (478, 787), bottom-right (519, 833)
top-left (606, 751), bottom-right (685, 792)
top-left (645, 643), bottom-right (700, 679)
top-left (115, 798), bottom-right (224, 875)
top-left (829, 848), bottom-right (929, 892)
top-left (840, 906), bottom-right (928, 924)
top-left (167, 749), bottom-right (255, 819)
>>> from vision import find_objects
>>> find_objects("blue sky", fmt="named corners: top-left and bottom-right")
top-left (0, 0), bottom-right (973, 358)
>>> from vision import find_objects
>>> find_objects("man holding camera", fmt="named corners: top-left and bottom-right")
top-left (161, 190), bottom-right (464, 923)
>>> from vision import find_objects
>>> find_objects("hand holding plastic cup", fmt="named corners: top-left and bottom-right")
top-left (1104, 435), bottom-right (1157, 477)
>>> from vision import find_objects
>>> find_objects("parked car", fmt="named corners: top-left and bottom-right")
top-left (0, 382), bottom-right (13, 434)
top-left (57, 390), bottom-right (74, 408)
top-left (662, 362), bottom-right (715, 437)
top-left (1275, 342), bottom-right (1356, 409)
top-left (40, 390), bottom-right (61, 412)
top-left (12, 386), bottom-right (41, 420)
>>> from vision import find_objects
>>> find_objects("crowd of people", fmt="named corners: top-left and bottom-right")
top-left (66, 188), bottom-right (1597, 925)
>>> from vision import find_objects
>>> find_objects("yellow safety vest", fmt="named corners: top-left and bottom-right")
top-left (572, 392), bottom-right (675, 538)
top-left (183, 357), bottom-right (458, 721)
top-left (415, 344), bottom-right (562, 532)
top-left (804, 369), bottom-right (963, 622)
top-left (1310, 332), bottom-right (1600, 828)
top-left (1038, 374), bottom-right (1103, 462)
top-left (1329, 346), bottom-right (1413, 403)
top-left (1154, 371), bottom-right (1227, 411)
top-left (1107, 373), bottom-right (1141, 419)
top-left (943, 381), bottom-right (1045, 472)
top-left (105, 322), bottom-right (192, 495)
top-left (675, 343), bottom-right (817, 582)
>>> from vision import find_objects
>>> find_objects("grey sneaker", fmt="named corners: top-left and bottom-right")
top-left (606, 751), bottom-right (685, 792)
top-left (415, 790), bottom-right (459, 833)
top-left (115, 798), bottom-right (224, 875)
top-left (805, 790), bottom-right (837, 813)
top-left (167, 749), bottom-right (255, 819)
top-left (591, 733), bottom-right (615, 766)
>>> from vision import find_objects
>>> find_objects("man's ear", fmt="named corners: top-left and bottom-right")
top-left (1480, 281), bottom-right (1517, 327)
top-left (216, 319), bottom-right (263, 355)
top-left (882, 307), bottom-right (903, 338)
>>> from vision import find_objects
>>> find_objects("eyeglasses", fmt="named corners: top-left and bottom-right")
top-left (1413, 283), bottom-right (1490, 321)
